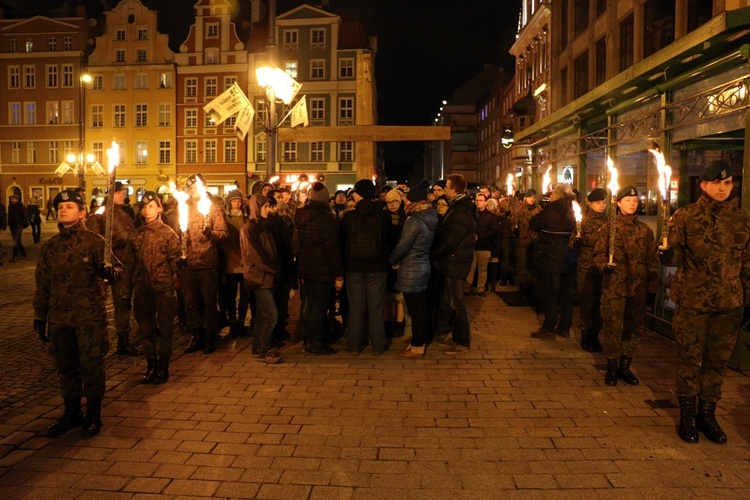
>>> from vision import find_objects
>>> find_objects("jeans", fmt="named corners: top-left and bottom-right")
top-left (252, 288), bottom-right (277, 356)
top-left (346, 272), bottom-right (387, 354)
top-left (443, 275), bottom-right (471, 347)
top-left (538, 271), bottom-right (574, 333)
top-left (403, 290), bottom-right (428, 348)
top-left (301, 279), bottom-right (333, 348)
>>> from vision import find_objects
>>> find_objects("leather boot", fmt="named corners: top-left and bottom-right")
top-left (47, 397), bottom-right (84, 437)
top-left (696, 399), bottom-right (727, 444)
top-left (116, 332), bottom-right (140, 356)
top-left (580, 328), bottom-right (592, 352)
top-left (677, 396), bottom-right (699, 443)
top-left (81, 399), bottom-right (102, 438)
top-left (140, 357), bottom-right (157, 384)
top-left (183, 331), bottom-right (204, 353)
top-left (605, 358), bottom-right (618, 386)
top-left (203, 332), bottom-right (215, 354)
top-left (589, 329), bottom-right (604, 352)
top-left (617, 355), bottom-right (640, 385)
top-left (151, 357), bottom-right (170, 385)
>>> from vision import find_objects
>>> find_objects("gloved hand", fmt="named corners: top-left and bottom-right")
top-left (658, 246), bottom-right (674, 265)
top-left (97, 263), bottom-right (116, 281)
top-left (602, 263), bottom-right (616, 275)
top-left (571, 237), bottom-right (583, 250)
top-left (176, 257), bottom-right (189, 270)
top-left (34, 320), bottom-right (48, 343)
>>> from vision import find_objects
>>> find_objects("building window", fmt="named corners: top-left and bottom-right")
top-left (47, 100), bottom-right (60, 124)
top-left (311, 28), bottom-right (326, 48)
top-left (9, 102), bottom-right (21, 125)
top-left (135, 73), bottom-right (148, 89)
top-left (225, 139), bottom-right (237, 162)
top-left (25, 102), bottom-right (36, 124)
top-left (339, 58), bottom-right (354, 79)
top-left (339, 141), bottom-right (353, 162)
top-left (310, 98), bottom-right (325, 120)
top-left (619, 13), bottom-right (634, 72)
top-left (206, 23), bottom-right (219, 38)
top-left (596, 0), bottom-right (606, 17)
top-left (185, 140), bottom-right (197, 163)
top-left (205, 113), bottom-right (216, 128)
top-left (560, 0), bottom-right (569, 48)
top-left (186, 109), bottom-right (197, 128)
top-left (311, 60), bottom-right (325, 80)
top-left (24, 66), bottom-right (35, 88)
top-left (158, 103), bottom-right (171, 126)
top-left (225, 115), bottom-right (236, 127)
top-left (26, 142), bottom-right (36, 163)
top-left (92, 105), bottom-right (103, 128)
top-left (25, 38), bottom-right (33, 52)
top-left (206, 48), bottom-right (219, 64)
top-left (205, 77), bottom-right (217, 96)
top-left (10, 39), bottom-right (17, 53)
top-left (136, 48), bottom-right (147, 62)
top-left (115, 28), bottom-right (126, 41)
top-left (9, 66), bottom-right (20, 89)
top-left (137, 28), bottom-right (148, 40)
top-left (115, 49), bottom-right (126, 63)
top-left (205, 139), bottom-right (217, 163)
top-left (644, 0), bottom-right (675, 57)
top-left (49, 141), bottom-right (58, 164)
top-left (311, 141), bottom-right (324, 162)
top-left (595, 37), bottom-right (606, 87)
top-left (114, 104), bottom-right (126, 127)
top-left (256, 101), bottom-right (268, 122)
top-left (92, 75), bottom-right (103, 90)
top-left (91, 142), bottom-right (102, 164)
top-left (48, 37), bottom-right (56, 51)
top-left (159, 141), bottom-right (171, 164)
top-left (63, 141), bottom-right (75, 161)
top-left (284, 61), bottom-right (298, 79)
top-left (114, 74), bottom-right (126, 90)
top-left (62, 101), bottom-right (74, 124)
top-left (45, 65), bottom-right (57, 88)
top-left (63, 37), bottom-right (72, 50)
top-left (283, 142), bottom-right (297, 162)
top-left (62, 65), bottom-right (74, 87)
top-left (574, 0), bottom-right (589, 36)
top-left (135, 141), bottom-right (148, 164)
top-left (224, 76), bottom-right (237, 89)
top-left (11, 142), bottom-right (21, 163)
top-left (283, 30), bottom-right (298, 50)
top-left (573, 51), bottom-right (588, 99)
top-left (159, 73), bottom-right (171, 88)
top-left (560, 66), bottom-right (568, 106)
top-left (339, 98), bottom-right (353, 120)
top-left (136, 104), bottom-right (148, 127)
top-left (185, 78), bottom-right (197, 97)
top-left (256, 138), bottom-right (266, 163)
top-left (687, 0), bottom-right (713, 33)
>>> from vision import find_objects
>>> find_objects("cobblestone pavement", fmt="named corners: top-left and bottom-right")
top-left (1, 222), bottom-right (749, 498)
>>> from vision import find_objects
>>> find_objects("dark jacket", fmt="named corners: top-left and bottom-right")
top-left (87, 203), bottom-right (135, 260)
top-left (8, 201), bottom-right (28, 229)
top-left (340, 199), bottom-right (390, 274)
top-left (221, 209), bottom-right (246, 275)
top-left (240, 195), bottom-right (279, 290)
top-left (475, 208), bottom-right (499, 251)
top-left (294, 200), bottom-right (344, 283)
top-left (0, 202), bottom-right (7, 231)
top-left (390, 205), bottom-right (438, 293)
top-left (431, 194), bottom-right (477, 279)
top-left (529, 198), bottom-right (576, 273)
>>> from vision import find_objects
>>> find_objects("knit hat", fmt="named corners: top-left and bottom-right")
top-left (433, 180), bottom-right (447, 191)
top-left (386, 189), bottom-right (403, 203)
top-left (114, 181), bottom-right (127, 192)
top-left (225, 189), bottom-right (244, 204)
top-left (307, 181), bottom-right (330, 204)
top-left (587, 188), bottom-right (607, 202)
top-left (353, 179), bottom-right (376, 200)
top-left (276, 200), bottom-right (289, 211)
top-left (406, 180), bottom-right (430, 202)
top-left (616, 185), bottom-right (638, 201)
top-left (700, 160), bottom-right (731, 181)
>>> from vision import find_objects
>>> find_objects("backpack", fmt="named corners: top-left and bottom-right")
top-left (349, 211), bottom-right (382, 262)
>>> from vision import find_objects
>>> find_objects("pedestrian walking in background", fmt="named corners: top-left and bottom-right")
top-left (46, 197), bottom-right (56, 221)
top-left (660, 160), bottom-right (750, 444)
top-left (594, 186), bottom-right (658, 387)
top-left (34, 189), bottom-right (122, 438)
top-left (27, 194), bottom-right (42, 243)
top-left (8, 194), bottom-right (28, 260)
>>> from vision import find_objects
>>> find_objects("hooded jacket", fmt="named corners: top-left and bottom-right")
top-left (240, 195), bottom-right (279, 290)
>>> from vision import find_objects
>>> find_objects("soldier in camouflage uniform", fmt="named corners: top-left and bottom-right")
top-left (87, 181), bottom-right (138, 356)
top-left (513, 189), bottom-right (541, 300)
top-left (180, 174), bottom-right (228, 354)
top-left (570, 188), bottom-right (607, 352)
top-left (594, 186), bottom-right (658, 386)
top-left (122, 192), bottom-right (182, 385)
top-left (33, 189), bottom-right (122, 438)
top-left (660, 160), bottom-right (750, 444)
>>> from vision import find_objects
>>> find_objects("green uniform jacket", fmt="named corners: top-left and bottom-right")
top-left (666, 194), bottom-right (750, 311)
top-left (122, 218), bottom-right (182, 294)
top-left (87, 204), bottom-right (135, 260)
top-left (571, 209), bottom-right (607, 273)
top-left (184, 200), bottom-right (228, 270)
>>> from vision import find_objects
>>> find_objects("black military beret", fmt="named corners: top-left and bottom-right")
top-left (616, 185), bottom-right (638, 201)
top-left (587, 188), bottom-right (607, 202)
top-left (140, 191), bottom-right (160, 207)
top-left (524, 189), bottom-right (537, 197)
top-left (114, 181), bottom-right (127, 192)
top-left (700, 160), bottom-right (731, 181)
top-left (185, 173), bottom-right (205, 187)
top-left (53, 189), bottom-right (85, 209)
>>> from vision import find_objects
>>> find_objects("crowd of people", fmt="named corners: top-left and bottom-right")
top-left (29, 161), bottom-right (750, 446)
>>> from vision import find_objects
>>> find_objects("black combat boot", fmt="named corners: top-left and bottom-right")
top-left (116, 332), bottom-right (140, 356)
top-left (580, 328), bottom-right (592, 351)
top-left (141, 357), bottom-right (157, 384)
top-left (677, 396), bottom-right (699, 443)
top-left (183, 330), bottom-right (204, 353)
top-left (151, 357), bottom-right (170, 385)
top-left (617, 355), bottom-right (640, 385)
top-left (47, 397), bottom-right (84, 437)
top-left (589, 329), bottom-right (604, 352)
top-left (203, 332), bottom-right (215, 354)
top-left (604, 358), bottom-right (618, 386)
top-left (696, 399), bottom-right (727, 444)
top-left (81, 399), bottom-right (102, 438)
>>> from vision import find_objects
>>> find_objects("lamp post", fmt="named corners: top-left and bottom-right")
top-left (78, 72), bottom-right (92, 189)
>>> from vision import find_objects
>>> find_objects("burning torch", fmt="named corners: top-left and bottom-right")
top-left (506, 173), bottom-right (515, 197)
top-left (648, 145), bottom-right (672, 248)
top-left (103, 141), bottom-right (119, 266)
top-left (572, 200), bottom-right (582, 237)
top-left (607, 157), bottom-right (619, 265)
top-left (193, 175), bottom-right (213, 232)
top-left (170, 181), bottom-right (190, 259)
top-left (541, 165), bottom-right (552, 195)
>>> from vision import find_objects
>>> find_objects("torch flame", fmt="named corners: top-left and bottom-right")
top-left (95, 205), bottom-right (106, 215)
top-left (506, 173), bottom-right (514, 196)
top-left (170, 181), bottom-right (190, 233)
top-left (106, 141), bottom-right (119, 173)
top-left (542, 165), bottom-right (552, 194)
top-left (572, 200), bottom-right (582, 223)
top-left (648, 148), bottom-right (672, 202)
top-left (607, 157), bottom-right (619, 196)
top-left (193, 175), bottom-right (213, 217)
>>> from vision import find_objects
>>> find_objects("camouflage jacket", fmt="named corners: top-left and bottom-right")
top-left (513, 203), bottom-right (541, 243)
top-left (665, 194), bottom-right (750, 311)
top-left (34, 220), bottom-right (122, 326)
top-left (87, 204), bottom-right (135, 260)
top-left (594, 213), bottom-right (658, 299)
top-left (570, 209), bottom-right (607, 274)
top-left (122, 218), bottom-right (182, 293)
top-left (183, 198), bottom-right (228, 270)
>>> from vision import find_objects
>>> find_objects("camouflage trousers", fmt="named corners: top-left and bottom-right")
top-left (672, 306), bottom-right (741, 402)
top-left (179, 268), bottom-right (219, 335)
top-left (577, 265), bottom-right (602, 331)
top-left (134, 285), bottom-right (177, 359)
top-left (48, 324), bottom-right (109, 399)
top-left (106, 278), bottom-right (132, 336)
top-left (516, 240), bottom-right (534, 287)
top-left (600, 294), bottom-right (646, 359)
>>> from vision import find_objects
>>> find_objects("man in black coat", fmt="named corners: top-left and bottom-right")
top-left (466, 192), bottom-right (498, 297)
top-left (431, 174), bottom-right (477, 353)
top-left (528, 183), bottom-right (577, 339)
top-left (8, 194), bottom-right (28, 260)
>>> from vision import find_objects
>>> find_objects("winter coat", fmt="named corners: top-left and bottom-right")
top-left (7, 202), bottom-right (28, 229)
top-left (87, 203), bottom-right (135, 260)
top-left (240, 195), bottom-right (279, 290)
top-left (0, 202), bottom-right (6, 230)
top-left (340, 198), bottom-right (390, 274)
top-left (475, 208), bottom-right (499, 251)
top-left (182, 198), bottom-right (228, 270)
top-left (529, 198), bottom-right (577, 274)
top-left (221, 210), bottom-right (246, 275)
top-left (431, 194), bottom-right (477, 279)
top-left (294, 200), bottom-right (344, 283)
top-left (122, 217), bottom-right (182, 293)
top-left (389, 205), bottom-right (438, 293)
